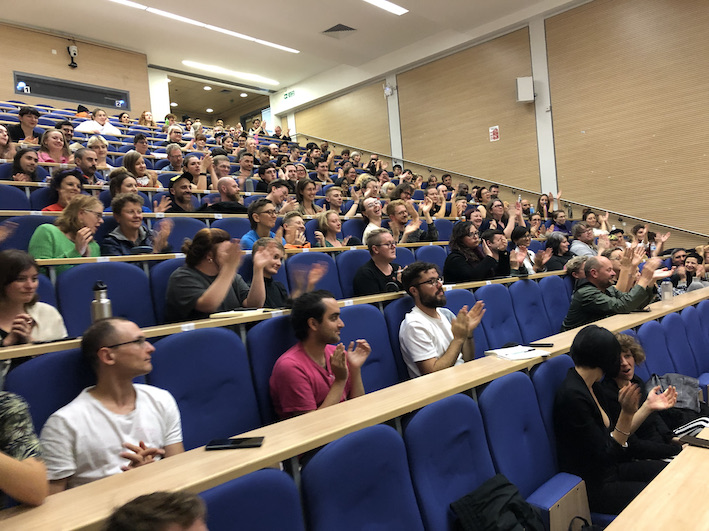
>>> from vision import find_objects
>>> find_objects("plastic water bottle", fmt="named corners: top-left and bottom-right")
top-left (660, 279), bottom-right (673, 302)
top-left (91, 281), bottom-right (113, 322)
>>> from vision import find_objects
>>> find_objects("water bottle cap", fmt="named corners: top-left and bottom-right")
top-left (93, 281), bottom-right (107, 291)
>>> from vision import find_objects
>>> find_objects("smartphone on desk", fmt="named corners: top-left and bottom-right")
top-left (679, 435), bottom-right (709, 450)
top-left (205, 437), bottom-right (264, 450)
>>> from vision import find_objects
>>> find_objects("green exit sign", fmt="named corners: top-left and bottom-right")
top-left (284, 90), bottom-right (295, 99)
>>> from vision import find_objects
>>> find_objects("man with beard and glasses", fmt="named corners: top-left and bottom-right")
top-left (399, 262), bottom-right (485, 378)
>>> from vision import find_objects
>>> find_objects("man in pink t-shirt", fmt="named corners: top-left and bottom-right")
top-left (269, 290), bottom-right (371, 419)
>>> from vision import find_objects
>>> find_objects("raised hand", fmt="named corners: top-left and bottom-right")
top-left (307, 262), bottom-right (328, 287)
top-left (535, 248), bottom-right (553, 267)
top-left (216, 239), bottom-right (243, 269)
top-left (0, 221), bottom-right (18, 244)
top-left (346, 339), bottom-right (371, 369)
top-left (420, 196), bottom-right (433, 215)
top-left (645, 385), bottom-right (677, 411)
top-left (251, 245), bottom-right (271, 271)
top-left (450, 306), bottom-right (472, 341)
top-left (119, 441), bottom-right (165, 471)
top-left (314, 230), bottom-right (325, 246)
top-left (465, 300), bottom-right (486, 334)
top-left (1, 314), bottom-right (34, 346)
top-left (481, 239), bottom-right (493, 257)
top-left (618, 382), bottom-right (640, 415)
top-left (153, 196), bottom-right (171, 213)
top-left (74, 227), bottom-right (94, 256)
top-left (152, 219), bottom-right (173, 253)
top-left (331, 344), bottom-right (349, 381)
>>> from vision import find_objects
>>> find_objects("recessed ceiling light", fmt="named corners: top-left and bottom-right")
top-left (362, 0), bottom-right (408, 16)
top-left (107, 0), bottom-right (299, 53)
top-left (203, 86), bottom-right (212, 91)
top-left (206, 108), bottom-right (214, 113)
top-left (182, 60), bottom-right (279, 86)
top-left (240, 93), bottom-right (248, 98)
top-left (170, 102), bottom-right (178, 107)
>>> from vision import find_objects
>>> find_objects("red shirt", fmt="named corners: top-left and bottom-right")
top-left (41, 203), bottom-right (64, 212)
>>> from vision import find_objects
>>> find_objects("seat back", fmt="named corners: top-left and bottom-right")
top-left (404, 394), bottom-right (496, 531)
top-left (681, 306), bottom-right (709, 373)
top-left (29, 187), bottom-right (56, 210)
top-left (474, 283), bottom-right (523, 348)
top-left (530, 355), bottom-right (575, 445)
top-left (155, 217), bottom-right (206, 252)
top-left (509, 280), bottom-right (554, 343)
top-left (340, 304), bottom-right (401, 392)
top-left (433, 219), bottom-right (453, 242)
top-left (478, 372), bottom-right (557, 499)
top-left (56, 262), bottom-right (155, 337)
top-left (636, 320), bottom-right (676, 376)
top-left (0, 183), bottom-right (30, 210)
top-left (150, 257), bottom-right (185, 324)
top-left (395, 246), bottom-right (416, 266)
top-left (414, 245), bottom-right (447, 271)
top-left (286, 252), bottom-right (342, 299)
top-left (302, 425), bottom-right (424, 531)
top-left (211, 217), bottom-right (252, 239)
top-left (201, 469), bottom-right (305, 531)
top-left (336, 249), bottom-right (370, 299)
top-left (245, 315), bottom-right (298, 424)
top-left (150, 329), bottom-right (261, 450)
top-left (660, 313), bottom-right (699, 377)
top-left (539, 275), bottom-right (571, 333)
top-left (0, 215), bottom-right (53, 251)
top-left (341, 218), bottom-right (367, 242)
top-left (445, 288), bottom-right (489, 358)
top-left (383, 296), bottom-right (416, 381)
top-left (37, 273), bottom-right (56, 306)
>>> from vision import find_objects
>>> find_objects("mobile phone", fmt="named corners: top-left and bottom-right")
top-left (205, 437), bottom-right (264, 450)
top-left (527, 342), bottom-right (554, 347)
top-left (679, 435), bottom-right (709, 450)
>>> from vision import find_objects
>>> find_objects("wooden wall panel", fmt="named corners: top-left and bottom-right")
top-left (0, 24), bottom-right (151, 115)
top-left (294, 82), bottom-right (390, 155)
top-left (397, 28), bottom-right (539, 193)
top-left (546, 0), bottom-right (709, 239)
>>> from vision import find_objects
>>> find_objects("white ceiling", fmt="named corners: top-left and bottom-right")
top-left (1, 0), bottom-right (584, 97)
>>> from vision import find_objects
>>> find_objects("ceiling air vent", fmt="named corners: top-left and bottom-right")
top-left (323, 24), bottom-right (356, 39)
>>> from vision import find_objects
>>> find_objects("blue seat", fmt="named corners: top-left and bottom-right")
top-left (0, 163), bottom-right (14, 180)
top-left (530, 354), bottom-right (575, 447)
top-left (433, 218), bottom-right (453, 241)
top-left (660, 313), bottom-right (699, 377)
top-left (37, 274), bottom-right (56, 306)
top-left (154, 159), bottom-right (171, 171)
top-left (304, 218), bottom-right (321, 246)
top-left (29, 187), bottom-right (55, 210)
top-left (150, 257), bottom-right (185, 324)
top-left (412, 189), bottom-right (424, 201)
top-left (341, 218), bottom-right (367, 242)
top-left (335, 249), bottom-right (370, 299)
top-left (414, 245), bottom-right (447, 270)
top-left (211, 217), bottom-right (252, 239)
top-left (286, 252), bottom-right (342, 299)
top-left (383, 295), bottom-right (416, 381)
top-left (302, 425), bottom-right (424, 531)
top-left (56, 262), bottom-right (155, 337)
top-left (404, 394), bottom-right (496, 531)
top-left (150, 328), bottom-right (261, 450)
top-left (445, 288), bottom-right (489, 358)
top-left (0, 215), bottom-right (53, 252)
top-left (0, 184), bottom-right (31, 210)
top-left (201, 469), bottom-right (305, 531)
top-left (479, 371), bottom-right (584, 527)
top-left (681, 306), bottom-right (709, 399)
top-left (99, 189), bottom-right (150, 209)
top-left (200, 192), bottom-right (220, 205)
top-left (528, 240), bottom-right (544, 253)
top-left (636, 320), bottom-right (676, 376)
top-left (474, 283), bottom-right (524, 348)
top-left (539, 275), bottom-right (571, 333)
top-left (340, 304), bottom-right (401, 392)
top-left (395, 246), bottom-right (416, 266)
top-left (508, 279), bottom-right (554, 343)
top-left (154, 217), bottom-right (206, 252)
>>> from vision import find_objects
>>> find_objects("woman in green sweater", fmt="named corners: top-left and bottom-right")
top-left (28, 195), bottom-right (104, 274)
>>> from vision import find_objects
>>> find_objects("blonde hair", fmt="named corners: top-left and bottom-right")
top-left (55, 195), bottom-right (103, 234)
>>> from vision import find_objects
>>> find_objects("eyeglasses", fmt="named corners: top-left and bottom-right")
top-left (374, 241), bottom-right (396, 248)
top-left (84, 210), bottom-right (103, 219)
top-left (414, 277), bottom-right (443, 287)
top-left (258, 209), bottom-right (278, 216)
top-left (468, 232), bottom-right (479, 237)
top-left (105, 337), bottom-right (148, 349)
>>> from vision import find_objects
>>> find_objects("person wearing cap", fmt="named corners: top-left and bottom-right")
top-left (165, 174), bottom-right (195, 213)
top-left (7, 107), bottom-right (42, 144)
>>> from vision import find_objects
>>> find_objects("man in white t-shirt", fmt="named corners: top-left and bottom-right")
top-left (399, 262), bottom-right (485, 378)
top-left (40, 318), bottom-right (184, 493)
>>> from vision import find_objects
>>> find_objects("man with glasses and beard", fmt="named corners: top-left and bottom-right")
top-left (399, 262), bottom-right (485, 378)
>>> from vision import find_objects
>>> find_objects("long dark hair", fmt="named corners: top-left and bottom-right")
top-left (0, 250), bottom-right (39, 305)
top-left (449, 221), bottom-right (484, 264)
top-left (12, 148), bottom-right (39, 181)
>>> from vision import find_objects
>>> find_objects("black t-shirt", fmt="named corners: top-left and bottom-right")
top-left (7, 124), bottom-right (42, 143)
top-left (353, 259), bottom-right (402, 297)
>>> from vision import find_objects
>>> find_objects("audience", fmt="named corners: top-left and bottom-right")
top-left (0, 124), bottom-right (17, 160)
top-left (386, 198), bottom-right (438, 244)
top-left (570, 222), bottom-right (610, 257)
top-left (11, 148), bottom-right (41, 182)
top-left (165, 174), bottom-right (196, 214)
top-left (295, 178), bottom-right (322, 216)
top-left (353, 228), bottom-right (403, 296)
top-left (443, 221), bottom-right (497, 283)
top-left (7, 106), bottom-right (42, 144)
top-left (75, 108), bottom-right (121, 136)
top-left (545, 232), bottom-right (574, 271)
top-left (241, 198), bottom-right (283, 250)
top-left (101, 194), bottom-right (172, 256)
top-left (123, 150), bottom-right (159, 188)
top-left (38, 129), bottom-right (72, 164)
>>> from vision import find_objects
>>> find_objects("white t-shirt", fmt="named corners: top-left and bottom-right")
top-left (74, 120), bottom-right (122, 136)
top-left (40, 384), bottom-right (182, 488)
top-left (399, 306), bottom-right (459, 378)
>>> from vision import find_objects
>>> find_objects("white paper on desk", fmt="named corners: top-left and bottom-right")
top-left (485, 346), bottom-right (551, 360)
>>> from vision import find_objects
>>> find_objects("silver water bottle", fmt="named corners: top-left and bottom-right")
top-left (91, 281), bottom-right (113, 322)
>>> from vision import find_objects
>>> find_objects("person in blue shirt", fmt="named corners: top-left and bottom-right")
top-left (240, 198), bottom-right (284, 250)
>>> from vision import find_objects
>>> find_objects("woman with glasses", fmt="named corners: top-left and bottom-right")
top-left (443, 221), bottom-right (498, 283)
top-left (164, 228), bottom-right (269, 322)
top-left (29, 195), bottom-right (104, 274)
top-left (41, 169), bottom-right (84, 212)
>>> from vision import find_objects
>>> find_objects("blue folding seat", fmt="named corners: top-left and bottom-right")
top-left (528, 239), bottom-right (544, 253)
top-left (341, 217), bottom-right (367, 242)
top-left (287, 252), bottom-right (342, 299)
top-left (99, 189), bottom-right (150, 209)
top-left (539, 275), bottom-right (571, 333)
top-left (433, 218), bottom-right (453, 241)
top-left (150, 257), bottom-right (185, 324)
top-left (0, 184), bottom-right (31, 210)
top-left (479, 372), bottom-right (587, 528)
top-left (681, 306), bottom-right (709, 398)
top-left (395, 246), bottom-right (416, 266)
top-left (660, 313), bottom-right (699, 377)
top-left (404, 394), bottom-right (496, 531)
top-left (200, 192), bottom-right (220, 205)
top-left (150, 328), bottom-right (261, 450)
top-left (444, 288), bottom-right (489, 358)
top-left (383, 295), bottom-right (415, 381)
top-left (0, 215), bottom-right (52, 251)
top-left (473, 283), bottom-right (523, 348)
top-left (201, 469), bottom-right (305, 531)
top-left (154, 217), bottom-right (206, 251)
top-left (211, 217), bottom-right (252, 239)
top-left (340, 304), bottom-right (401, 391)
top-left (302, 425), bottom-right (424, 531)
top-left (530, 354), bottom-right (575, 446)
top-left (335, 249), bottom-right (370, 299)
top-left (154, 159), bottom-right (171, 171)
top-left (414, 245), bottom-right (447, 271)
top-left (56, 262), bottom-right (155, 337)
top-left (29, 187), bottom-right (55, 210)
top-left (37, 273), bottom-right (56, 306)
top-left (508, 279), bottom-right (554, 343)
top-left (304, 218), bottom-right (323, 246)
top-left (636, 320), bottom-right (676, 376)
top-left (0, 163), bottom-right (14, 180)
top-left (412, 189), bottom-right (424, 201)
top-left (156, 173), bottom-right (180, 188)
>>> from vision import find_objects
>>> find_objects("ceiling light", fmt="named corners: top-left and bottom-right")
top-left (362, 0), bottom-right (408, 16)
top-left (107, 0), bottom-right (299, 53)
top-left (203, 86), bottom-right (212, 91)
top-left (182, 60), bottom-right (279, 86)
top-left (170, 102), bottom-right (178, 107)
top-left (240, 93), bottom-right (248, 98)
top-left (206, 108), bottom-right (213, 113)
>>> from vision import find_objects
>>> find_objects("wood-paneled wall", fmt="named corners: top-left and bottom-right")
top-left (397, 28), bottom-right (539, 193)
top-left (546, 0), bottom-right (709, 239)
top-left (0, 24), bottom-right (151, 114)
top-left (294, 82), bottom-right (391, 155)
